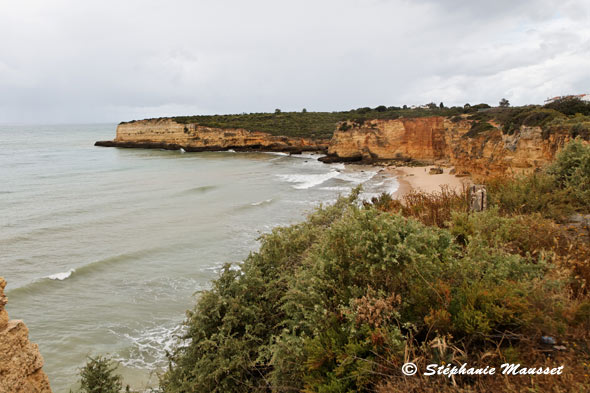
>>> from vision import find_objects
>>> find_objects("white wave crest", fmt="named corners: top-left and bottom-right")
top-left (278, 170), bottom-right (340, 189)
top-left (46, 269), bottom-right (75, 280)
top-left (336, 170), bottom-right (378, 184)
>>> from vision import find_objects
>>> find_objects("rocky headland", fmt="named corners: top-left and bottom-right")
top-left (0, 278), bottom-right (52, 393)
top-left (95, 119), bottom-right (329, 154)
top-left (96, 115), bottom-right (578, 178)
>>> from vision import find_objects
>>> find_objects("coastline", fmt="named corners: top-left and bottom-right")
top-left (389, 165), bottom-right (470, 199)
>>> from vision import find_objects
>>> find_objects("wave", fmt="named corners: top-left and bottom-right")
top-left (387, 178), bottom-right (400, 195)
top-left (329, 163), bottom-right (346, 170)
top-left (320, 186), bottom-right (351, 192)
top-left (336, 170), bottom-right (378, 184)
top-left (111, 322), bottom-right (186, 370)
top-left (251, 198), bottom-right (273, 206)
top-left (277, 170), bottom-right (340, 189)
top-left (46, 269), bottom-right (75, 280)
top-left (7, 248), bottom-right (167, 296)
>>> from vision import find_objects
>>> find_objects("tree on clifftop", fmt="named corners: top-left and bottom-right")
top-left (499, 98), bottom-right (510, 107)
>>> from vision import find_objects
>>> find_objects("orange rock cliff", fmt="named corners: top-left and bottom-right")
top-left (323, 117), bottom-right (572, 176)
top-left (95, 119), bottom-right (328, 153)
top-left (0, 278), bottom-right (52, 393)
top-left (95, 116), bottom-right (575, 176)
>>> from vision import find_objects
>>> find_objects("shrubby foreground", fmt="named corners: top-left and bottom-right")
top-left (154, 140), bottom-right (590, 392)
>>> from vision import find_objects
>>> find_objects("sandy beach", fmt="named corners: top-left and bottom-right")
top-left (389, 166), bottom-right (471, 198)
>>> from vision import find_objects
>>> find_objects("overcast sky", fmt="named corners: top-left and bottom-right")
top-left (1, 0), bottom-right (589, 123)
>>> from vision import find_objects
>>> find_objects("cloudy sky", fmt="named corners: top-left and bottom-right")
top-left (1, 0), bottom-right (589, 123)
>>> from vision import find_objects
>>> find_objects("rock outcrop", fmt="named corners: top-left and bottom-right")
top-left (95, 119), bottom-right (329, 153)
top-left (324, 117), bottom-right (574, 176)
top-left (0, 278), bottom-right (52, 393)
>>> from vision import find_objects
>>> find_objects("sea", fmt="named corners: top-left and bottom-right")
top-left (0, 123), bottom-right (398, 392)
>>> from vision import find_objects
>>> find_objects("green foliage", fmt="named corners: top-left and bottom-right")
top-left (547, 138), bottom-right (590, 206)
top-left (161, 180), bottom-right (576, 392)
top-left (544, 97), bottom-right (590, 116)
top-left (484, 139), bottom-right (590, 219)
top-left (499, 98), bottom-right (510, 108)
top-left (463, 120), bottom-right (495, 138)
top-left (485, 172), bottom-right (574, 220)
top-left (79, 356), bottom-right (123, 393)
top-left (129, 106), bottom-right (468, 140)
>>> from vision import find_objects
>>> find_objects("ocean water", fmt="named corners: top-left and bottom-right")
top-left (0, 124), bottom-right (398, 392)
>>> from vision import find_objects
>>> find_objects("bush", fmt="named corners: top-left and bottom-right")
top-left (78, 356), bottom-right (123, 393)
top-left (570, 123), bottom-right (589, 139)
top-left (463, 121), bottom-right (495, 138)
top-left (485, 173), bottom-right (573, 220)
top-left (547, 138), bottom-right (590, 207)
top-left (545, 97), bottom-right (590, 116)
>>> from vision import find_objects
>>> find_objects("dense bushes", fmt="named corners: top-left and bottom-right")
top-left (160, 140), bottom-right (590, 392)
top-left (545, 97), bottom-right (590, 116)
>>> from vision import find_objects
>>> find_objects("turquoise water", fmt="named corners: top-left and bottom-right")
top-left (0, 124), bottom-right (397, 392)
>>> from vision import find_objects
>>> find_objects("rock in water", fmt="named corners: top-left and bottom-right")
top-left (0, 277), bottom-right (52, 393)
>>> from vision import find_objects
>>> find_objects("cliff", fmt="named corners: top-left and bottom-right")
top-left (95, 116), bottom-right (578, 177)
top-left (323, 117), bottom-right (573, 176)
top-left (95, 119), bottom-right (329, 153)
top-left (0, 278), bottom-right (52, 393)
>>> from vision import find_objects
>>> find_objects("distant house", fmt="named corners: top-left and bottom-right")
top-left (545, 94), bottom-right (590, 104)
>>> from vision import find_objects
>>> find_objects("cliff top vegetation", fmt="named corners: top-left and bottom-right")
top-left (120, 98), bottom-right (590, 140)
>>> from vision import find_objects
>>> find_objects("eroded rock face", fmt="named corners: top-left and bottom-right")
top-left (327, 117), bottom-right (575, 176)
top-left (96, 119), bottom-right (329, 153)
top-left (0, 278), bottom-right (52, 393)
top-left (327, 117), bottom-right (450, 162)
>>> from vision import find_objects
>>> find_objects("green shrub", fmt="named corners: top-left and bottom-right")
top-left (547, 138), bottom-right (590, 207)
top-left (78, 356), bottom-right (123, 393)
top-left (485, 173), bottom-right (574, 220)
top-left (463, 121), bottom-right (495, 138)
top-left (545, 97), bottom-right (590, 116)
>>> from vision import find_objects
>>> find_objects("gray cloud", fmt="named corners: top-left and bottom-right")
top-left (0, 0), bottom-right (588, 123)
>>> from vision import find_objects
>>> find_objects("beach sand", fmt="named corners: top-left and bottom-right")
top-left (389, 166), bottom-right (471, 199)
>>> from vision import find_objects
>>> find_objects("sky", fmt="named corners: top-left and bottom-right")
top-left (1, 0), bottom-right (589, 123)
